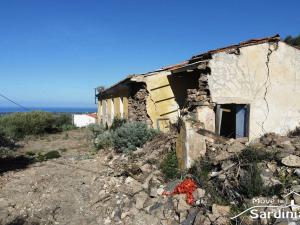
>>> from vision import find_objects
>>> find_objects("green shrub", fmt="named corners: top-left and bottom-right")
top-left (0, 111), bottom-right (73, 139)
top-left (35, 150), bottom-right (61, 162)
top-left (36, 152), bottom-right (46, 162)
top-left (239, 163), bottom-right (264, 198)
top-left (88, 123), bottom-right (106, 137)
top-left (189, 158), bottom-right (213, 184)
top-left (25, 151), bottom-right (35, 157)
top-left (53, 113), bottom-right (72, 129)
top-left (288, 126), bottom-right (300, 137)
top-left (61, 124), bottom-right (76, 131)
top-left (112, 122), bottom-right (158, 153)
top-left (160, 151), bottom-right (180, 180)
top-left (94, 131), bottom-right (113, 150)
top-left (110, 117), bottom-right (127, 131)
top-left (239, 146), bottom-right (275, 163)
top-left (44, 150), bottom-right (61, 159)
top-left (0, 128), bottom-right (14, 148)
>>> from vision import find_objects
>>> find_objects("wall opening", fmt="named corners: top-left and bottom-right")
top-left (216, 104), bottom-right (250, 138)
top-left (167, 71), bottom-right (200, 108)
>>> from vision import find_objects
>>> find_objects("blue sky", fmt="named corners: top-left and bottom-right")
top-left (0, 0), bottom-right (299, 108)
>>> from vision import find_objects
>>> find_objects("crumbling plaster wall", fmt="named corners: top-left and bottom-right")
top-left (208, 42), bottom-right (300, 140)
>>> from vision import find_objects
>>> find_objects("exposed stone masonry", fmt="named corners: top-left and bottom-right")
top-left (128, 84), bottom-right (152, 125)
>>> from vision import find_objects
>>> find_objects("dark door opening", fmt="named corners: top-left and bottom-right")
top-left (216, 104), bottom-right (250, 138)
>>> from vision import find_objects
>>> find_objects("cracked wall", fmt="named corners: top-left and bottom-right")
top-left (208, 42), bottom-right (300, 140)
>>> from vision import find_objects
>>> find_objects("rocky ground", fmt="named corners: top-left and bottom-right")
top-left (1, 128), bottom-right (300, 225)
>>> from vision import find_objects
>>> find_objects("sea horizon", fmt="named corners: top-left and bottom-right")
top-left (0, 106), bottom-right (97, 114)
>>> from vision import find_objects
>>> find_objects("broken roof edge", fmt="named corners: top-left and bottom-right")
top-left (97, 34), bottom-right (293, 98)
top-left (190, 34), bottom-right (281, 62)
top-left (96, 75), bottom-right (136, 97)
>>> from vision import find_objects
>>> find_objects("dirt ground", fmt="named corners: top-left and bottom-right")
top-left (0, 129), bottom-right (179, 225)
top-left (0, 129), bottom-right (123, 225)
top-left (17, 129), bottom-right (94, 157)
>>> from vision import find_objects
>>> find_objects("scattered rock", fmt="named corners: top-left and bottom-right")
top-left (211, 204), bottom-right (230, 217)
top-left (282, 155), bottom-right (300, 167)
top-left (193, 188), bottom-right (205, 200)
top-left (292, 185), bottom-right (300, 192)
top-left (135, 192), bottom-right (148, 209)
top-left (125, 177), bottom-right (143, 194)
top-left (174, 194), bottom-right (191, 212)
top-left (149, 187), bottom-right (157, 198)
top-left (294, 169), bottom-right (300, 178)
top-left (227, 141), bottom-right (244, 153)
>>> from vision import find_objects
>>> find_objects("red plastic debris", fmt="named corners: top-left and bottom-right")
top-left (163, 178), bottom-right (197, 205)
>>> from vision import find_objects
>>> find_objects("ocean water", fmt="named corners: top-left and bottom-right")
top-left (0, 107), bottom-right (97, 114)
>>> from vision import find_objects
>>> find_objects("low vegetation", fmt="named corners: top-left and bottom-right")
top-left (288, 126), bottom-right (300, 137)
top-left (91, 118), bottom-right (159, 153)
top-left (113, 122), bottom-right (158, 153)
top-left (284, 34), bottom-right (300, 47)
top-left (160, 150), bottom-right (180, 180)
top-left (26, 150), bottom-right (61, 162)
top-left (110, 117), bottom-right (126, 131)
top-left (94, 131), bottom-right (113, 149)
top-left (0, 111), bottom-right (74, 139)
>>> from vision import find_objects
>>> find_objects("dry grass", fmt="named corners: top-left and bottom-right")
top-left (18, 128), bottom-right (94, 157)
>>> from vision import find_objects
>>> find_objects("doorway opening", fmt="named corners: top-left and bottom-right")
top-left (216, 104), bottom-right (250, 138)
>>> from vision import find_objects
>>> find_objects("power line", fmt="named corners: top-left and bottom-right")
top-left (0, 93), bottom-right (30, 111)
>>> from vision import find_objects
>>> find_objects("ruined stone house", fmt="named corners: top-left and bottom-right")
top-left (96, 35), bottom-right (300, 168)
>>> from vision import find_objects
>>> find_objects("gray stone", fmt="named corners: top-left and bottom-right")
top-left (294, 169), bottom-right (300, 178)
top-left (227, 141), bottom-right (245, 153)
top-left (140, 163), bottom-right (152, 174)
top-left (125, 177), bottom-right (143, 194)
top-left (135, 192), bottom-right (148, 209)
top-left (282, 155), bottom-right (300, 167)
top-left (181, 208), bottom-right (200, 225)
top-left (193, 188), bottom-right (206, 200)
top-left (292, 185), bottom-right (300, 192)
top-left (280, 140), bottom-right (296, 151)
top-left (215, 216), bottom-right (230, 225)
top-left (212, 204), bottom-right (231, 217)
top-left (149, 187), bottom-right (157, 197)
top-left (174, 194), bottom-right (191, 212)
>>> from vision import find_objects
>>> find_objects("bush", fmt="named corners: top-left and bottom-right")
top-left (113, 122), bottom-right (158, 153)
top-left (94, 131), bottom-right (113, 150)
top-left (61, 124), bottom-right (76, 131)
top-left (25, 151), bottom-right (35, 157)
top-left (189, 158), bottom-right (213, 185)
top-left (288, 126), bottom-right (300, 137)
top-left (110, 117), bottom-right (126, 131)
top-left (88, 123), bottom-right (106, 138)
top-left (44, 150), bottom-right (61, 159)
top-left (239, 163), bottom-right (264, 198)
top-left (53, 113), bottom-right (72, 130)
top-left (160, 151), bottom-right (180, 180)
top-left (0, 111), bottom-right (73, 139)
top-left (0, 128), bottom-right (14, 148)
top-left (239, 146), bottom-right (275, 163)
top-left (35, 150), bottom-right (61, 162)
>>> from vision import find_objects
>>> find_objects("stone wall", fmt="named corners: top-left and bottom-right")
top-left (128, 84), bottom-right (152, 125)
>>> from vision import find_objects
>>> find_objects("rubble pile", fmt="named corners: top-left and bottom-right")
top-left (1, 129), bottom-right (300, 225)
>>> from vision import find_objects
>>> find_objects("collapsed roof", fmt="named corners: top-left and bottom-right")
top-left (97, 34), bottom-right (282, 96)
